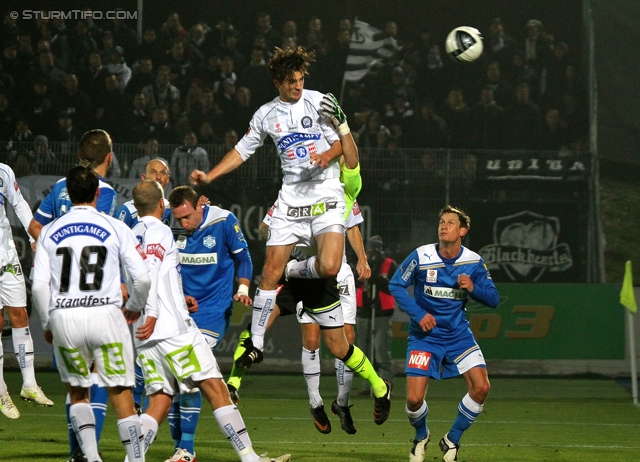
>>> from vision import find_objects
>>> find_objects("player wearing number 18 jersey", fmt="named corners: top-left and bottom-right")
top-left (32, 166), bottom-right (151, 462)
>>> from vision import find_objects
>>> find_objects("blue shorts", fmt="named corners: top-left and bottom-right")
top-left (405, 328), bottom-right (486, 380)
top-left (190, 303), bottom-right (233, 351)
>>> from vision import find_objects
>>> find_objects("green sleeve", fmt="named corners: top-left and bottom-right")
top-left (341, 163), bottom-right (362, 219)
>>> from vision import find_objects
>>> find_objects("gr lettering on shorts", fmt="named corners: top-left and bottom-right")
top-left (408, 350), bottom-right (432, 370)
top-left (287, 200), bottom-right (337, 218)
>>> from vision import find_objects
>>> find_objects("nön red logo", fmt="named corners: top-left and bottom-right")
top-left (408, 351), bottom-right (431, 370)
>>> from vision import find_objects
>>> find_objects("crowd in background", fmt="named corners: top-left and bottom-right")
top-left (0, 9), bottom-right (588, 179)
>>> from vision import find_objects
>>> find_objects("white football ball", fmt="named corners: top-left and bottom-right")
top-left (445, 26), bottom-right (483, 62)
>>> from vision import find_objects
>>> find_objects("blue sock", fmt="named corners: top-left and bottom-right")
top-left (406, 401), bottom-right (429, 440)
top-left (167, 395), bottom-right (181, 449)
top-left (178, 391), bottom-right (202, 454)
top-left (90, 379), bottom-right (108, 442)
top-left (66, 393), bottom-right (79, 455)
top-left (133, 363), bottom-right (145, 408)
top-left (448, 393), bottom-right (482, 445)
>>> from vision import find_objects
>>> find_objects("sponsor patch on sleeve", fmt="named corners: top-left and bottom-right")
top-left (147, 243), bottom-right (166, 261)
top-left (407, 351), bottom-right (432, 371)
top-left (234, 221), bottom-right (245, 242)
top-left (135, 243), bottom-right (147, 259)
top-left (401, 260), bottom-right (417, 281)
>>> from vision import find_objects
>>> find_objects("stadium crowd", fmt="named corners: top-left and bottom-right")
top-left (0, 10), bottom-right (587, 180)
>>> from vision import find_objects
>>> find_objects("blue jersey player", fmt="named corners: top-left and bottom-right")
top-left (389, 205), bottom-right (499, 462)
top-left (28, 130), bottom-right (117, 240)
top-left (165, 185), bottom-right (253, 462)
top-left (26, 129), bottom-right (119, 462)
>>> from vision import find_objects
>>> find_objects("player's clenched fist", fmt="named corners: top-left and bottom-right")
top-left (189, 169), bottom-right (209, 185)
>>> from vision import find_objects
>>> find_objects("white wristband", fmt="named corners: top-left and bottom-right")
top-left (237, 284), bottom-right (249, 297)
top-left (338, 121), bottom-right (350, 136)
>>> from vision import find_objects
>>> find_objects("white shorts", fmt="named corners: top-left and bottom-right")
top-left (0, 255), bottom-right (26, 307)
top-left (50, 306), bottom-right (135, 388)
top-left (337, 262), bottom-right (356, 325)
top-left (297, 301), bottom-right (344, 328)
top-left (268, 180), bottom-right (346, 246)
top-left (137, 329), bottom-right (222, 396)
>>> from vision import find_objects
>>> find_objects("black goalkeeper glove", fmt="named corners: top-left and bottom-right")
top-left (320, 93), bottom-right (350, 135)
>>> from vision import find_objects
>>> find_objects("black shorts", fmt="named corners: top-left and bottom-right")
top-left (276, 277), bottom-right (340, 316)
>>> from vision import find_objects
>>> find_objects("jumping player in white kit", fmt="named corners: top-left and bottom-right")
top-left (189, 46), bottom-right (348, 365)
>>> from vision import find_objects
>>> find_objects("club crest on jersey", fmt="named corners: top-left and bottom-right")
top-left (408, 351), bottom-right (431, 370)
top-left (203, 235), bottom-right (216, 248)
top-left (275, 122), bottom-right (282, 133)
top-left (295, 146), bottom-right (308, 158)
top-left (301, 116), bottom-right (312, 128)
top-left (176, 235), bottom-right (187, 249)
top-left (426, 269), bottom-right (437, 283)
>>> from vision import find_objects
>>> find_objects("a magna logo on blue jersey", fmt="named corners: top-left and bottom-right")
top-left (50, 223), bottom-right (111, 244)
top-left (277, 132), bottom-right (322, 152)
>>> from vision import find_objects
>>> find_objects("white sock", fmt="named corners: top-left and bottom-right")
top-left (302, 347), bottom-right (322, 408)
top-left (117, 415), bottom-right (144, 462)
top-left (335, 358), bottom-right (354, 407)
top-left (286, 256), bottom-right (320, 279)
top-left (250, 289), bottom-right (277, 350)
top-left (140, 413), bottom-right (158, 453)
top-left (213, 404), bottom-right (258, 462)
top-left (70, 403), bottom-right (100, 461)
top-left (12, 327), bottom-right (36, 388)
top-left (0, 331), bottom-right (6, 395)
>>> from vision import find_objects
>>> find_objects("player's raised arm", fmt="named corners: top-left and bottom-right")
top-left (320, 92), bottom-right (359, 169)
top-left (189, 147), bottom-right (245, 185)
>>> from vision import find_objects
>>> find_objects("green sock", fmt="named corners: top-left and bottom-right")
top-left (227, 329), bottom-right (250, 390)
top-left (343, 345), bottom-right (387, 398)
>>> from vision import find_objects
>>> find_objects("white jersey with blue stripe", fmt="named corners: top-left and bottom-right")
top-left (389, 244), bottom-right (500, 338)
top-left (131, 216), bottom-right (196, 347)
top-left (34, 176), bottom-right (117, 224)
top-left (173, 205), bottom-right (250, 314)
top-left (235, 89), bottom-right (341, 185)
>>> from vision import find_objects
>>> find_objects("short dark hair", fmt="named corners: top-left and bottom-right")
top-left (133, 180), bottom-right (163, 217)
top-left (78, 129), bottom-right (112, 168)
top-left (268, 46), bottom-right (315, 83)
top-left (67, 165), bottom-right (98, 204)
top-left (439, 205), bottom-right (471, 230)
top-left (169, 185), bottom-right (198, 210)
